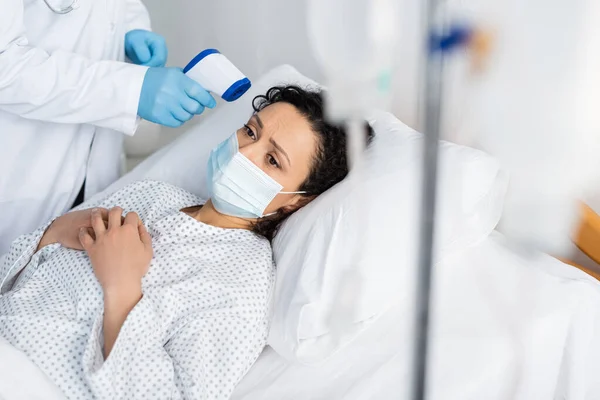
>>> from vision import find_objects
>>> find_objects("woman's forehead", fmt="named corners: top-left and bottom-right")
top-left (255, 102), bottom-right (302, 126)
top-left (256, 103), bottom-right (312, 138)
top-left (255, 103), bottom-right (317, 165)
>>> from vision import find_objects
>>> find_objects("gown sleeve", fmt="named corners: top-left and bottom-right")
top-left (82, 294), bottom-right (270, 400)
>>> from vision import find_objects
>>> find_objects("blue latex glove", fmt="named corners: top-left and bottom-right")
top-left (137, 67), bottom-right (217, 128)
top-left (125, 29), bottom-right (168, 67)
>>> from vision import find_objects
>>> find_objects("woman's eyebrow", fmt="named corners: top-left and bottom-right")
top-left (252, 114), bottom-right (264, 129)
top-left (270, 138), bottom-right (291, 166)
top-left (251, 113), bottom-right (289, 166)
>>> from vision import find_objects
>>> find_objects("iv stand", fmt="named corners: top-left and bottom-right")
top-left (411, 0), bottom-right (445, 398)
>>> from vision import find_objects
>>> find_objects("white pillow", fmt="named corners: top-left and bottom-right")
top-left (268, 110), bottom-right (508, 363)
top-left (91, 65), bottom-right (507, 364)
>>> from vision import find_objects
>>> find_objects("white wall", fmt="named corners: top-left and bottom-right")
top-left (145, 0), bottom-right (323, 82)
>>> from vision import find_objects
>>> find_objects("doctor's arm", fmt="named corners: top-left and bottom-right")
top-left (124, 0), bottom-right (152, 32)
top-left (0, 0), bottom-right (148, 135)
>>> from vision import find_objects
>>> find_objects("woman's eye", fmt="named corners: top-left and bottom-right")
top-left (268, 155), bottom-right (280, 168)
top-left (244, 125), bottom-right (256, 140)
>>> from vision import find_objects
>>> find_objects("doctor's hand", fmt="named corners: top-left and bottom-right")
top-left (137, 67), bottom-right (216, 128)
top-left (38, 208), bottom-right (110, 251)
top-left (79, 207), bottom-right (153, 296)
top-left (125, 29), bottom-right (168, 67)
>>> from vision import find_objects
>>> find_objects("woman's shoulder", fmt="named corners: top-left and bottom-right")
top-left (222, 229), bottom-right (273, 258)
top-left (212, 230), bottom-right (275, 286)
top-left (225, 233), bottom-right (275, 314)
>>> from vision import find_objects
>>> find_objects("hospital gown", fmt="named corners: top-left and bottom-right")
top-left (0, 180), bottom-right (275, 400)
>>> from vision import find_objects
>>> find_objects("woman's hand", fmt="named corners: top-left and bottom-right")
top-left (38, 208), bottom-right (110, 251)
top-left (79, 207), bottom-right (153, 299)
top-left (80, 207), bottom-right (153, 359)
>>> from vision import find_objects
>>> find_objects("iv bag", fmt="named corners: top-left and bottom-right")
top-left (306, 0), bottom-right (402, 120)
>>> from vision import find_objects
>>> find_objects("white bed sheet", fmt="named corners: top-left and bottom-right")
top-left (0, 336), bottom-right (66, 400)
top-left (232, 232), bottom-right (600, 400)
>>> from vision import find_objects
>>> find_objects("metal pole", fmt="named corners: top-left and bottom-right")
top-left (411, 0), bottom-right (445, 398)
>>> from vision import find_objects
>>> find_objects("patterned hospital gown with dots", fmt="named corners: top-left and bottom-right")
top-left (0, 180), bottom-right (275, 400)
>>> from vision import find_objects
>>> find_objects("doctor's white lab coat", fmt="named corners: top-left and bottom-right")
top-left (0, 0), bottom-right (151, 255)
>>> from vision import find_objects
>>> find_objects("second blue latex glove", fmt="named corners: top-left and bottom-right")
top-left (137, 67), bottom-right (217, 128)
top-left (125, 29), bottom-right (168, 67)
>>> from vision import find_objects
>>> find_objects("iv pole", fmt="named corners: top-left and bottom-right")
top-left (411, 0), bottom-right (445, 398)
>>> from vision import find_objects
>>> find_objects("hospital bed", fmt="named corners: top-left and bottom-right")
top-left (2, 66), bottom-right (600, 400)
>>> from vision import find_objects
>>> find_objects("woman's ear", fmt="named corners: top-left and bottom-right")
top-left (280, 195), bottom-right (315, 214)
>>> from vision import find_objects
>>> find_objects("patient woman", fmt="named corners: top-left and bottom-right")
top-left (0, 85), bottom-right (373, 400)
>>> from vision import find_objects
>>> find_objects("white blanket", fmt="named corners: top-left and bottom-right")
top-left (232, 232), bottom-right (600, 400)
top-left (0, 336), bottom-right (66, 400)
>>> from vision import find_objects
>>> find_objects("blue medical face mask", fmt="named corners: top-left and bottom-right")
top-left (206, 133), bottom-right (306, 218)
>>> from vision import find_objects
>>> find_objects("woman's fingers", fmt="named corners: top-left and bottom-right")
top-left (95, 208), bottom-right (142, 236)
top-left (86, 227), bottom-right (96, 241)
top-left (95, 208), bottom-right (109, 221)
top-left (138, 224), bottom-right (153, 249)
top-left (124, 212), bottom-right (141, 227)
top-left (91, 208), bottom-right (106, 236)
top-left (108, 207), bottom-right (123, 230)
top-left (79, 227), bottom-right (94, 250)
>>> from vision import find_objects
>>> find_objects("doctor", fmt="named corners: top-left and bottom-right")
top-left (0, 0), bottom-right (216, 254)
